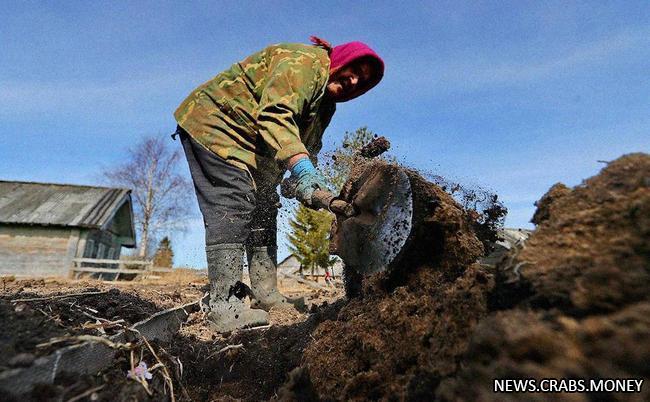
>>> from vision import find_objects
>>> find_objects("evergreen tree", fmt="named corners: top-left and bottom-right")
top-left (152, 236), bottom-right (174, 268)
top-left (287, 205), bottom-right (336, 276)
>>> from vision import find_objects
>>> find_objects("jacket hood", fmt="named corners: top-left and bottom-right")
top-left (310, 36), bottom-right (384, 101)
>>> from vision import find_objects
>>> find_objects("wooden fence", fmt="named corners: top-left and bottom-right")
top-left (69, 258), bottom-right (172, 280)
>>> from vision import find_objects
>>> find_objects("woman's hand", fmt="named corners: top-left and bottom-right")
top-left (288, 156), bottom-right (329, 205)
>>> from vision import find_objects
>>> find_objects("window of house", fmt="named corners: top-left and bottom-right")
top-left (85, 239), bottom-right (95, 258)
top-left (97, 243), bottom-right (106, 260)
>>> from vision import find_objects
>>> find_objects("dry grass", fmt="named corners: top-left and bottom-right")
top-left (145, 268), bottom-right (206, 284)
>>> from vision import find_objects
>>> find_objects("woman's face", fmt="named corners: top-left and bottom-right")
top-left (326, 60), bottom-right (374, 102)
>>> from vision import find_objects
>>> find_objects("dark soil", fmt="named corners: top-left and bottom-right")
top-left (426, 173), bottom-right (508, 253)
top-left (496, 153), bottom-right (650, 316)
top-left (25, 356), bottom-right (169, 402)
top-left (440, 153), bottom-right (650, 401)
top-left (304, 265), bottom-right (492, 400)
top-left (330, 161), bottom-right (488, 278)
top-left (0, 288), bottom-right (160, 365)
top-left (27, 302), bottom-right (344, 402)
top-left (167, 301), bottom-right (343, 401)
top-left (0, 281), bottom-right (203, 402)
top-left (529, 182), bottom-right (571, 225)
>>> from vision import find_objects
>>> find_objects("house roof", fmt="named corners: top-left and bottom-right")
top-left (278, 254), bottom-right (300, 267)
top-left (0, 180), bottom-right (136, 246)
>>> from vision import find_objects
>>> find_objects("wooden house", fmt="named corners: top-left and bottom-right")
top-left (0, 180), bottom-right (136, 277)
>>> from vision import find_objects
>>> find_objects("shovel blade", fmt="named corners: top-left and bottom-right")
top-left (330, 164), bottom-right (413, 274)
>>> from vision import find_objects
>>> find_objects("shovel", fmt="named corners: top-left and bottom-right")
top-left (282, 165), bottom-right (414, 277)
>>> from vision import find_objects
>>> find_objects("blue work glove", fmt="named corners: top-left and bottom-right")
top-left (289, 157), bottom-right (329, 205)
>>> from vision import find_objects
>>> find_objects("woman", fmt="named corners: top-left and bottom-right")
top-left (174, 36), bottom-right (384, 332)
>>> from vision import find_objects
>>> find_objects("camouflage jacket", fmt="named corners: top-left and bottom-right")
top-left (174, 43), bottom-right (336, 184)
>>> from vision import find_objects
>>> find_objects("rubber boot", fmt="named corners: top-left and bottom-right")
top-left (206, 244), bottom-right (268, 333)
top-left (247, 246), bottom-right (289, 311)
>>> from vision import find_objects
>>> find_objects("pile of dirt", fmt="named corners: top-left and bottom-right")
top-left (282, 153), bottom-right (649, 400)
top-left (439, 153), bottom-right (650, 400)
top-left (296, 161), bottom-right (490, 399)
top-left (303, 265), bottom-right (492, 400)
top-left (494, 153), bottom-right (649, 315)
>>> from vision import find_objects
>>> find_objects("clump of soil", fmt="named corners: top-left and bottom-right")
top-left (530, 182), bottom-right (571, 225)
top-left (437, 302), bottom-right (650, 401)
top-left (329, 161), bottom-right (489, 297)
top-left (496, 153), bottom-right (650, 315)
top-left (427, 174), bottom-right (508, 253)
top-left (359, 136), bottom-right (391, 158)
top-left (439, 153), bottom-right (650, 400)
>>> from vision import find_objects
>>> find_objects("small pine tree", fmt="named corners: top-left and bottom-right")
top-left (287, 205), bottom-right (336, 277)
top-left (152, 236), bottom-right (174, 268)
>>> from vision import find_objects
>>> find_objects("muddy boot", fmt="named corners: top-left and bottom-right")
top-left (206, 244), bottom-right (268, 332)
top-left (247, 246), bottom-right (290, 311)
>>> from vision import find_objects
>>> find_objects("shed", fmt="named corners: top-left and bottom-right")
top-left (0, 180), bottom-right (136, 277)
top-left (277, 254), bottom-right (302, 276)
top-left (479, 227), bottom-right (533, 267)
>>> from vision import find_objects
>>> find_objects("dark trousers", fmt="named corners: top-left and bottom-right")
top-left (177, 127), bottom-right (279, 249)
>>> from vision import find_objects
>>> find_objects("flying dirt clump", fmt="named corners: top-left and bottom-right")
top-left (358, 136), bottom-right (391, 158)
top-left (427, 175), bottom-right (508, 253)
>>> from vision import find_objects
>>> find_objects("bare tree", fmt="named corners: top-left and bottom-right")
top-left (103, 135), bottom-right (192, 258)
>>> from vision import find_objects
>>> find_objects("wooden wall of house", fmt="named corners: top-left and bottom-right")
top-left (0, 225), bottom-right (76, 277)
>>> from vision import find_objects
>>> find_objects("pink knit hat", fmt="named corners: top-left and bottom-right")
top-left (310, 36), bottom-right (385, 101)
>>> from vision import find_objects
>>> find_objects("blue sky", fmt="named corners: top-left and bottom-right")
top-left (2, 1), bottom-right (648, 268)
